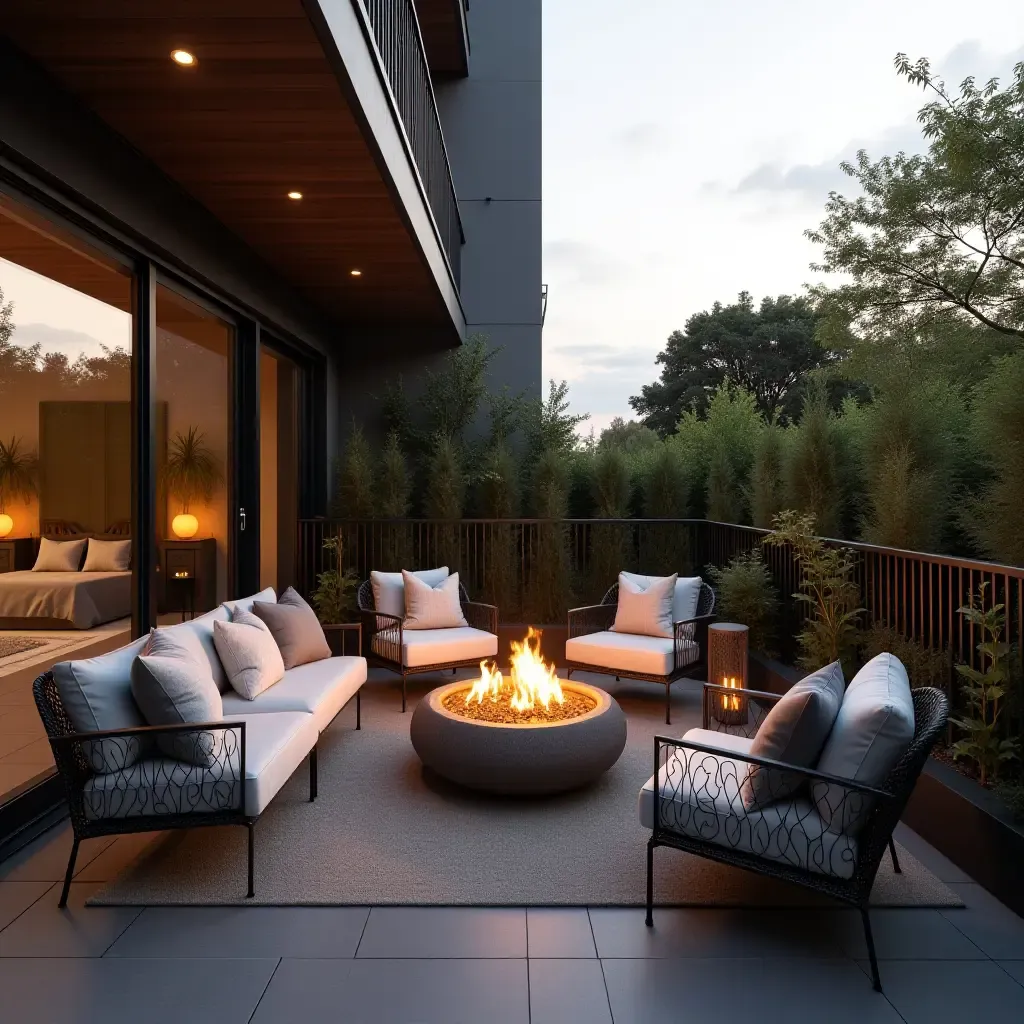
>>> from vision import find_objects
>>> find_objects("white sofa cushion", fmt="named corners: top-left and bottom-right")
top-left (222, 656), bottom-right (367, 733)
top-left (371, 567), bottom-right (449, 619)
top-left (214, 610), bottom-right (285, 700)
top-left (372, 625), bottom-right (497, 668)
top-left (52, 636), bottom-right (150, 774)
top-left (621, 571), bottom-right (702, 624)
top-left (613, 572), bottom-right (677, 638)
top-left (82, 710), bottom-right (318, 820)
top-left (402, 570), bottom-right (468, 629)
top-left (814, 653), bottom-right (914, 834)
top-left (222, 587), bottom-right (277, 616)
top-left (162, 606), bottom-right (232, 692)
top-left (565, 630), bottom-right (698, 677)
top-left (638, 729), bottom-right (858, 879)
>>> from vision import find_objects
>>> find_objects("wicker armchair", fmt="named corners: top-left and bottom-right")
top-left (357, 578), bottom-right (499, 712)
top-left (565, 581), bottom-right (716, 724)
top-left (644, 684), bottom-right (949, 993)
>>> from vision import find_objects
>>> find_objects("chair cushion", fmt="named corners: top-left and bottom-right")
top-left (214, 609), bottom-right (285, 700)
top-left (253, 587), bottom-right (331, 669)
top-left (402, 570), bottom-right (468, 630)
top-left (638, 732), bottom-right (858, 879)
top-left (621, 571), bottom-right (702, 623)
top-left (82, 710), bottom-right (318, 820)
top-left (371, 567), bottom-right (449, 619)
top-left (612, 572), bottom-right (677, 638)
top-left (33, 536), bottom-right (87, 572)
top-left (741, 661), bottom-right (844, 809)
top-left (372, 626), bottom-right (497, 668)
top-left (814, 653), bottom-right (914, 834)
top-left (222, 656), bottom-right (367, 733)
top-left (565, 630), bottom-right (698, 677)
top-left (222, 587), bottom-right (276, 616)
top-left (52, 636), bottom-right (150, 774)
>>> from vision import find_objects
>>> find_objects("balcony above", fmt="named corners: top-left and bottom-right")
top-left (415, 0), bottom-right (471, 78)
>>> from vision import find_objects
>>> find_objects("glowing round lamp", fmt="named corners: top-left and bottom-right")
top-left (0, 513), bottom-right (13, 538)
top-left (171, 513), bottom-right (199, 539)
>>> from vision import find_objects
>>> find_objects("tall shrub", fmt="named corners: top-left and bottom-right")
top-left (587, 447), bottom-right (632, 598)
top-left (377, 430), bottom-right (411, 570)
top-left (749, 422), bottom-right (786, 528)
top-left (425, 434), bottom-right (464, 569)
top-left (527, 449), bottom-right (571, 622)
top-left (478, 445), bottom-right (521, 617)
top-left (705, 443), bottom-right (740, 523)
top-left (706, 550), bottom-right (780, 657)
top-left (641, 443), bottom-right (690, 575)
top-left (785, 388), bottom-right (844, 538)
top-left (332, 425), bottom-right (375, 518)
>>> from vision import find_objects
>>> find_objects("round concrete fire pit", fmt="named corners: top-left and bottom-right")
top-left (410, 679), bottom-right (627, 795)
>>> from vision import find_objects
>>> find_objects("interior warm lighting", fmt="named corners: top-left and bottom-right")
top-left (349, 269), bottom-right (363, 277)
top-left (287, 191), bottom-right (303, 201)
top-left (0, 513), bottom-right (13, 538)
top-left (171, 49), bottom-right (197, 67)
top-left (171, 513), bottom-right (199, 539)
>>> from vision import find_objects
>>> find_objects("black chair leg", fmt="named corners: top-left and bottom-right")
top-left (58, 837), bottom-right (79, 908)
top-left (665, 682), bottom-right (671, 725)
top-left (452, 667), bottom-right (457, 674)
top-left (860, 906), bottom-right (882, 992)
top-left (402, 674), bottom-right (407, 713)
top-left (246, 822), bottom-right (255, 899)
top-left (888, 837), bottom-right (901, 874)
top-left (309, 744), bottom-right (318, 802)
top-left (356, 689), bottom-right (361, 730)
top-left (645, 840), bottom-right (655, 927)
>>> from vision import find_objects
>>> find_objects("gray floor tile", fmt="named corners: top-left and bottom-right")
top-left (835, 908), bottom-right (987, 959)
top-left (0, 956), bottom-right (278, 1023)
top-left (527, 907), bottom-right (596, 957)
top-left (891, 823), bottom-right (972, 883)
top-left (72, 831), bottom-right (165, 883)
top-left (356, 906), bottom-right (526, 958)
top-left (0, 880), bottom-right (51, 931)
top-left (997, 960), bottom-right (1024, 987)
top-left (529, 958), bottom-right (612, 1024)
top-left (601, 958), bottom-right (767, 1024)
top-left (941, 883), bottom-right (1024, 958)
top-left (251, 957), bottom-right (529, 1023)
top-left (106, 905), bottom-right (370, 958)
top-left (0, 882), bottom-right (141, 957)
top-left (0, 822), bottom-right (115, 882)
top-left (870, 959), bottom-right (1024, 1024)
top-left (589, 906), bottom-right (845, 958)
top-left (758, 958), bottom-right (905, 1022)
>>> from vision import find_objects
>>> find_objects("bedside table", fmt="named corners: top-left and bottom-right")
top-left (159, 539), bottom-right (217, 616)
top-left (0, 538), bottom-right (36, 573)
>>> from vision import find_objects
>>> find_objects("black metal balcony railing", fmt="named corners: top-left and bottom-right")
top-left (361, 0), bottom-right (464, 285)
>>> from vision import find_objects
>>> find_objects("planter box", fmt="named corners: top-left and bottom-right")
top-left (748, 650), bottom-right (802, 694)
top-left (902, 757), bottom-right (1024, 917)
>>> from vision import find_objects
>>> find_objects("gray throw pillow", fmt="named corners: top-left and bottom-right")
top-left (740, 661), bottom-right (845, 810)
top-left (130, 627), bottom-right (224, 767)
top-left (253, 587), bottom-right (331, 669)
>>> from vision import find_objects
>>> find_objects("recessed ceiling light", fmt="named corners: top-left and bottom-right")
top-left (350, 269), bottom-right (363, 277)
top-left (287, 191), bottom-right (303, 201)
top-left (171, 49), bottom-right (197, 67)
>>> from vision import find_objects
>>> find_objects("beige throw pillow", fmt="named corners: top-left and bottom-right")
top-left (253, 587), bottom-right (331, 669)
top-left (32, 536), bottom-right (87, 572)
top-left (402, 569), bottom-right (468, 630)
top-left (82, 537), bottom-right (132, 572)
top-left (371, 567), bottom-right (449, 619)
top-left (612, 572), bottom-right (678, 638)
top-left (213, 609), bottom-right (286, 700)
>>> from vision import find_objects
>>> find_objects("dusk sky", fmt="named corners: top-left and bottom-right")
top-left (541, 0), bottom-right (1024, 433)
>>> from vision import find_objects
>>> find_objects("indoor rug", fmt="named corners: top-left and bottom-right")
top-left (91, 675), bottom-right (963, 908)
top-left (0, 636), bottom-right (48, 660)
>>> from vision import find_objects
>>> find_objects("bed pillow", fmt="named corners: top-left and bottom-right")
top-left (402, 570), bottom-right (467, 629)
top-left (613, 572), bottom-right (678, 638)
top-left (213, 608), bottom-right (286, 700)
top-left (32, 536), bottom-right (87, 572)
top-left (82, 537), bottom-right (132, 572)
top-left (52, 636), bottom-right (150, 773)
top-left (371, 567), bottom-right (449, 619)
top-left (620, 571), bottom-right (702, 624)
top-left (252, 587), bottom-right (331, 669)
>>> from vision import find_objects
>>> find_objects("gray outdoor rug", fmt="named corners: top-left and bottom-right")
top-left (91, 674), bottom-right (962, 908)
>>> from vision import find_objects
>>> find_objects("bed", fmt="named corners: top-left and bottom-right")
top-left (0, 520), bottom-right (132, 629)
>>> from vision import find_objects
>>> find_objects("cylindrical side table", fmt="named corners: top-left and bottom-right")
top-left (708, 622), bottom-right (749, 726)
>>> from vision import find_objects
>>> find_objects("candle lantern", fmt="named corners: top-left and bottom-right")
top-left (708, 622), bottom-right (749, 727)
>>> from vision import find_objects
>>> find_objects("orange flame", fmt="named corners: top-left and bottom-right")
top-left (721, 676), bottom-right (741, 711)
top-left (464, 627), bottom-right (565, 712)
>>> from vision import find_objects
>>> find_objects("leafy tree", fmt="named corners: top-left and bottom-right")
top-left (377, 431), bottom-right (410, 518)
top-left (332, 425), bottom-right (375, 518)
top-left (643, 443), bottom-right (688, 518)
top-left (424, 434), bottom-right (464, 520)
top-left (598, 417), bottom-right (661, 455)
top-left (749, 422), bottom-right (787, 528)
top-left (785, 386), bottom-right (846, 538)
top-left (523, 379), bottom-right (588, 457)
top-left (0, 285), bottom-right (14, 350)
top-left (705, 443), bottom-right (740, 523)
top-left (809, 55), bottom-right (1024, 343)
top-left (630, 293), bottom-right (830, 433)
top-left (591, 447), bottom-right (631, 518)
top-left (478, 445), bottom-right (519, 518)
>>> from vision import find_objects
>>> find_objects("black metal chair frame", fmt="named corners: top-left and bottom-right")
top-left (645, 683), bottom-right (949, 993)
top-left (32, 624), bottom-right (364, 907)
top-left (565, 581), bottom-right (716, 724)
top-left (357, 577), bottom-right (498, 712)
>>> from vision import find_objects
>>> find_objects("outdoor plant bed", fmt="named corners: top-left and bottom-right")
top-left (747, 650), bottom-right (802, 695)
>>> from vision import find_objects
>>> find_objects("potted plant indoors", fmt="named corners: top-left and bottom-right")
top-left (165, 426), bottom-right (221, 538)
top-left (0, 435), bottom-right (37, 538)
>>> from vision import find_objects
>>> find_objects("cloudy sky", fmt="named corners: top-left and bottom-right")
top-left (541, 0), bottom-right (1024, 434)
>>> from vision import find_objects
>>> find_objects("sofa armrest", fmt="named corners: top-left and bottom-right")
top-left (322, 622), bottom-right (362, 657)
top-left (568, 603), bottom-right (615, 638)
top-left (701, 682), bottom-right (782, 734)
top-left (462, 600), bottom-right (498, 635)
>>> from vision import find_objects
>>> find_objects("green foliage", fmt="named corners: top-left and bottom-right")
top-left (630, 292), bottom-right (833, 434)
top-left (424, 434), bottom-right (464, 520)
top-left (859, 624), bottom-right (951, 691)
top-left (995, 781), bottom-right (1024, 822)
top-left (310, 534), bottom-right (360, 625)
top-left (478, 445), bottom-right (520, 519)
top-left (763, 510), bottom-right (864, 671)
top-left (0, 285), bottom-right (13, 349)
top-left (524, 380), bottom-right (588, 458)
top-left (785, 386), bottom-right (845, 537)
top-left (166, 426), bottom-right (221, 513)
top-left (598, 417), bottom-right (661, 455)
top-left (420, 336), bottom-right (495, 447)
top-left (0, 435), bottom-right (37, 513)
top-left (963, 353), bottom-right (1024, 565)
top-left (705, 443), bottom-right (740, 523)
top-left (749, 422), bottom-right (786, 528)
top-left (527, 449), bottom-right (572, 621)
top-left (643, 443), bottom-right (688, 517)
top-left (705, 550), bottom-right (780, 656)
top-left (333, 425), bottom-right (375, 519)
top-left (591, 447), bottom-right (631, 518)
top-left (951, 584), bottom-right (1019, 785)
top-left (377, 431), bottom-right (410, 519)
top-left (809, 56), bottom-right (1024, 343)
